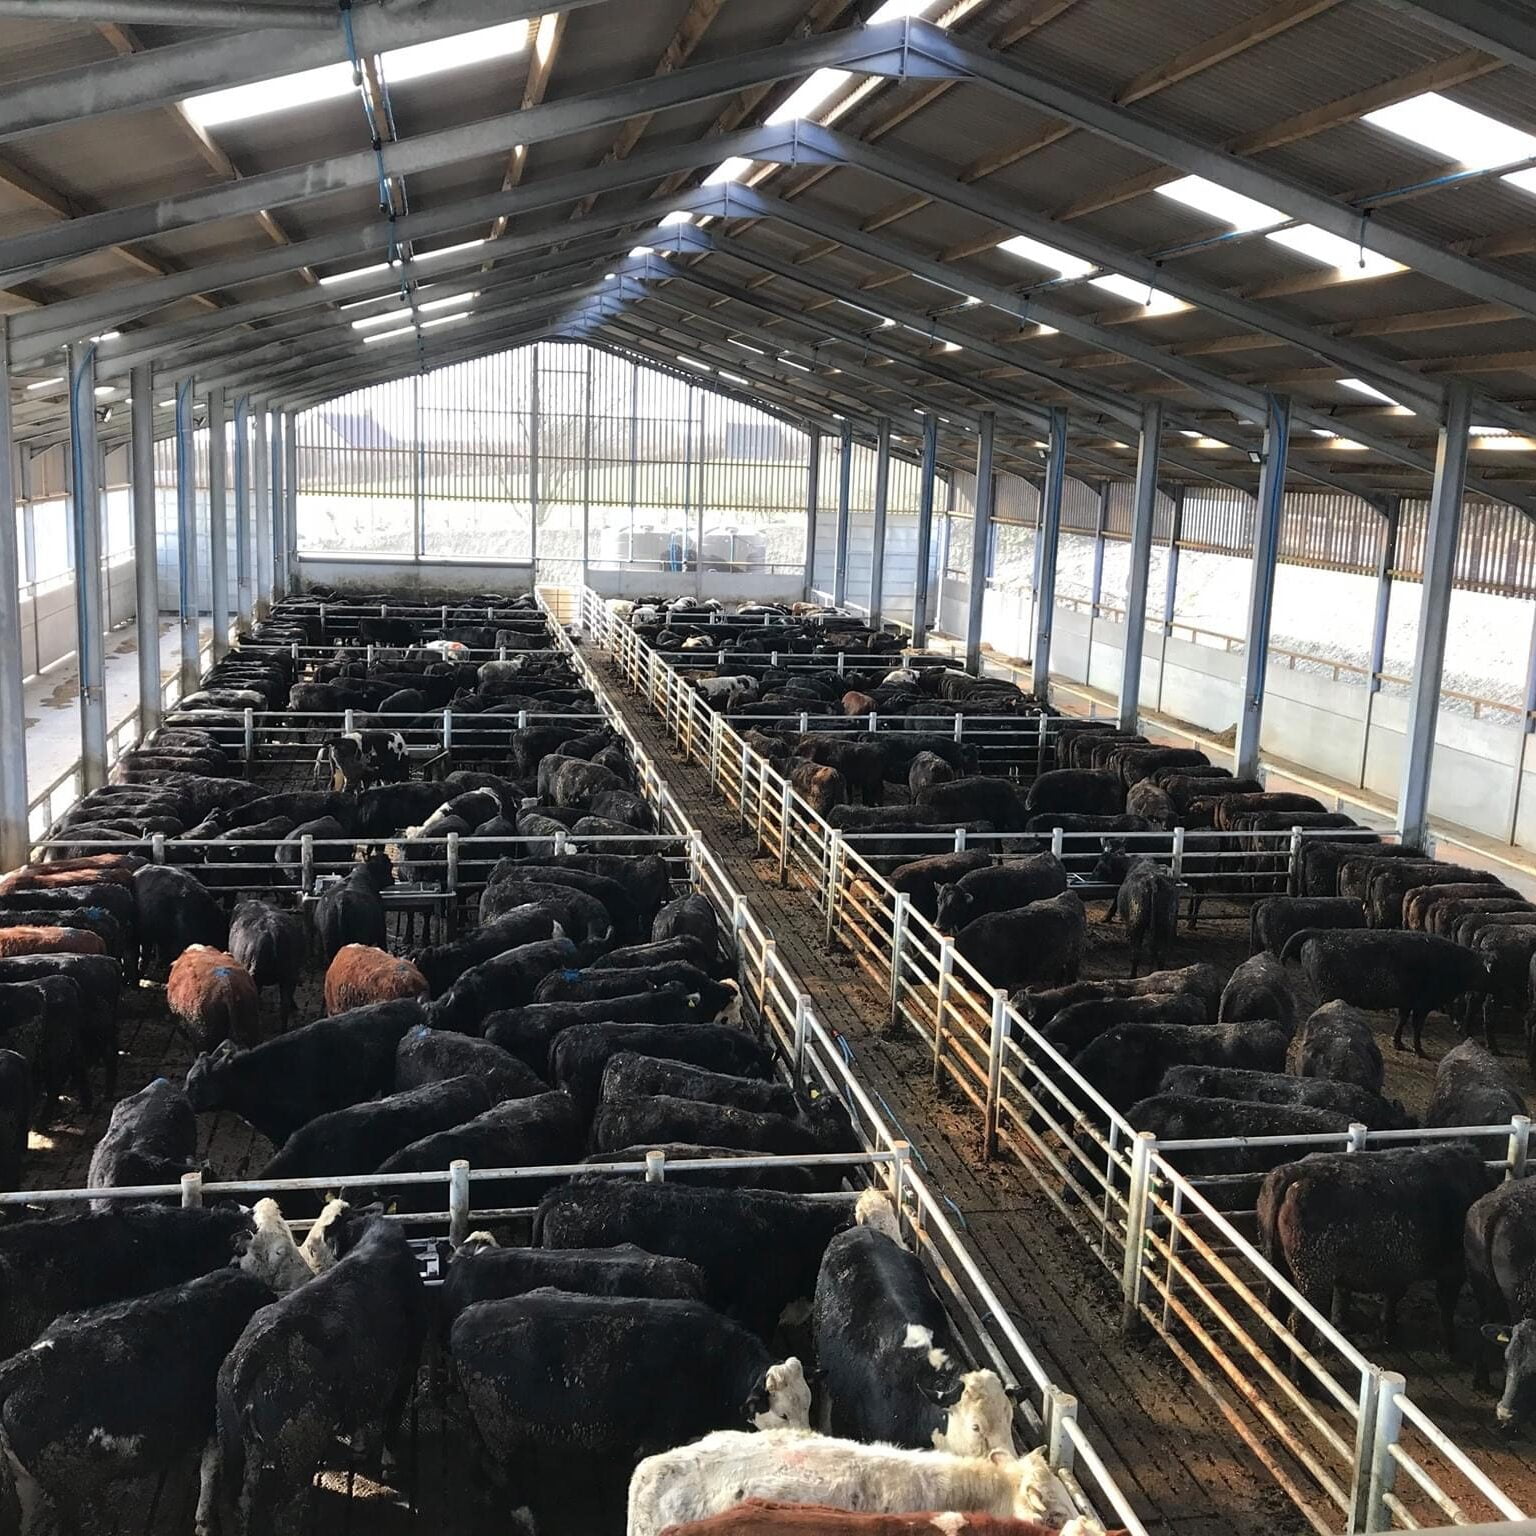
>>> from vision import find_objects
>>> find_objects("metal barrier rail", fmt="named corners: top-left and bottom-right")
top-left (581, 584), bottom-right (1527, 1535)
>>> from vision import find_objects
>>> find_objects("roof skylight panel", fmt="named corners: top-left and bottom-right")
top-left (183, 21), bottom-right (529, 129)
top-left (1088, 274), bottom-right (1188, 315)
top-left (1154, 176), bottom-right (1285, 233)
top-left (996, 235), bottom-right (1093, 280)
top-left (1363, 92), bottom-right (1536, 172)
top-left (1338, 377), bottom-right (1397, 404)
top-left (1264, 225), bottom-right (1404, 279)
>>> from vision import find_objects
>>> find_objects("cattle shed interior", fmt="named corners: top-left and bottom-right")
top-left (11, 1), bottom-right (1536, 1535)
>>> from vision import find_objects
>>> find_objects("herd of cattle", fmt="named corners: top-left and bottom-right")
top-left (0, 595), bottom-right (1136, 1536)
top-left (617, 596), bottom-right (1536, 1430)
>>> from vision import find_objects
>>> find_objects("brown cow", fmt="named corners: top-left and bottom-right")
top-left (324, 943), bottom-right (429, 1016)
top-left (167, 945), bottom-right (260, 1051)
top-left (0, 926), bottom-right (105, 958)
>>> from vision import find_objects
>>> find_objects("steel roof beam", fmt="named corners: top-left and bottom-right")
top-left (809, 125), bottom-right (1536, 443)
top-left (4, 131), bottom-right (769, 359)
top-left (0, 1), bottom-right (334, 26)
top-left (1383, 0), bottom-right (1536, 75)
top-left (912, 21), bottom-right (1536, 323)
top-left (0, 21), bottom-right (932, 285)
top-left (0, 0), bottom-right (599, 147)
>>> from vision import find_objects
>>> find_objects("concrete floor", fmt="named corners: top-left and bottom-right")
top-left (21, 616), bottom-right (205, 833)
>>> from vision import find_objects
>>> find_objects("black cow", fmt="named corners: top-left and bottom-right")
top-left (427, 938), bottom-right (579, 1035)
top-left (451, 1292), bottom-right (811, 1533)
top-left (410, 905), bottom-right (558, 996)
top-left (395, 1024), bottom-right (548, 1100)
top-left (483, 985), bottom-right (704, 1075)
top-left (135, 863), bottom-right (229, 970)
top-left (0, 1049), bottom-right (27, 1192)
top-left (0, 1268), bottom-right (273, 1534)
top-left (314, 854), bottom-right (393, 962)
top-left (600, 1051), bottom-right (800, 1117)
top-left (213, 1216), bottom-right (427, 1535)
top-left (184, 999), bottom-right (425, 1143)
top-left (1158, 1065), bottom-right (1412, 1131)
top-left (86, 1078), bottom-right (202, 1206)
top-left (1287, 1002), bottom-right (1384, 1093)
top-left (0, 1203), bottom-right (250, 1357)
top-left (227, 900), bottom-right (306, 1024)
top-left (1072, 1020), bottom-right (1292, 1114)
top-left (932, 855), bottom-right (1067, 935)
top-left (1466, 1176), bottom-right (1536, 1410)
top-left (535, 1179), bottom-right (852, 1340)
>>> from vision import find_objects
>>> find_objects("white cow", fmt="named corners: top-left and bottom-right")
top-left (238, 1197), bottom-right (348, 1292)
top-left (627, 1432), bottom-right (1090, 1536)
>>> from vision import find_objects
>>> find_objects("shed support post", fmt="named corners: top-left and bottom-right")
top-left (0, 320), bottom-right (28, 866)
top-left (1358, 497), bottom-right (1399, 790)
top-left (802, 425), bottom-right (820, 600)
top-left (233, 395), bottom-right (252, 628)
top-left (868, 416), bottom-right (890, 628)
top-left (911, 410), bottom-right (938, 646)
top-left (1117, 403), bottom-right (1163, 732)
top-left (128, 362), bottom-right (162, 744)
top-left (252, 402), bottom-right (270, 619)
top-left (1235, 393), bottom-right (1291, 781)
top-left (833, 420), bottom-right (852, 607)
top-left (175, 376), bottom-right (202, 698)
top-left (1031, 407), bottom-right (1067, 702)
top-left (1088, 479), bottom-right (1109, 663)
top-left (1398, 382), bottom-right (1473, 851)
top-left (67, 342), bottom-right (108, 791)
top-left (285, 411), bottom-right (299, 595)
top-left (269, 406), bottom-right (285, 603)
top-left (964, 410), bottom-right (996, 675)
top-left (206, 385), bottom-right (229, 660)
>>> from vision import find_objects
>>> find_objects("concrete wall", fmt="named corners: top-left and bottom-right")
top-left (296, 556), bottom-right (535, 598)
top-left (994, 595), bottom-right (1536, 849)
top-left (21, 555), bottom-right (139, 682)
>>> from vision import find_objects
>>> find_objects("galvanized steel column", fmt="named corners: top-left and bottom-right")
top-left (1234, 394), bottom-right (1291, 780)
top-left (964, 410), bottom-right (996, 674)
top-left (0, 320), bottom-right (29, 866)
top-left (1117, 402), bottom-right (1164, 732)
top-left (233, 395), bottom-right (252, 626)
top-left (801, 426), bottom-right (820, 600)
top-left (868, 416), bottom-right (891, 628)
top-left (1032, 407), bottom-right (1068, 702)
top-left (206, 385), bottom-right (229, 660)
top-left (284, 411), bottom-right (299, 595)
top-left (252, 402), bottom-right (270, 619)
top-left (174, 376), bottom-right (202, 697)
top-left (911, 411), bottom-right (938, 647)
top-left (130, 363), bottom-right (161, 739)
top-left (269, 406), bottom-right (285, 603)
top-left (1398, 381), bottom-right (1473, 850)
top-left (68, 341), bottom-right (109, 791)
top-left (832, 420), bottom-right (852, 607)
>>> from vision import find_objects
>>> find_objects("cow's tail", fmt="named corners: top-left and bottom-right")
top-left (1278, 927), bottom-right (1324, 967)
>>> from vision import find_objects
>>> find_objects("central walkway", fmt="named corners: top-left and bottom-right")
top-left (584, 644), bottom-right (1295, 1536)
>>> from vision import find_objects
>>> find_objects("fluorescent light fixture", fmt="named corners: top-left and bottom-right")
top-left (419, 291), bottom-right (476, 314)
top-left (382, 20), bottom-right (529, 85)
top-left (1364, 91), bottom-right (1536, 172)
top-left (1154, 175), bottom-right (1285, 233)
top-left (319, 261), bottom-right (393, 287)
top-left (420, 312), bottom-right (468, 330)
top-left (1475, 434), bottom-right (1535, 450)
top-left (782, 358), bottom-right (812, 372)
top-left (1266, 224), bottom-right (1404, 279)
top-left (1089, 273), bottom-right (1188, 314)
top-left (1179, 429), bottom-right (1201, 438)
top-left (677, 355), bottom-right (709, 370)
top-left (157, 399), bottom-right (175, 408)
top-left (415, 239), bottom-right (485, 264)
top-left (1471, 424), bottom-right (1512, 436)
top-left (996, 234), bottom-right (1093, 280)
top-left (1193, 436), bottom-right (1225, 449)
top-left (704, 158), bottom-right (754, 186)
top-left (184, 60), bottom-right (352, 130)
top-left (1313, 430), bottom-right (1367, 449)
top-left (719, 371), bottom-right (749, 385)
top-left (363, 323), bottom-right (416, 344)
top-left (963, 296), bottom-right (982, 307)
top-left (91, 330), bottom-right (120, 342)
top-left (731, 340), bottom-right (766, 354)
top-left (352, 304), bottom-right (412, 331)
top-left (1033, 324), bottom-right (1058, 337)
top-left (93, 385), bottom-right (116, 398)
top-left (940, 341), bottom-right (961, 352)
top-left (25, 377), bottom-right (63, 391)
top-left (1339, 377), bottom-right (1397, 404)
